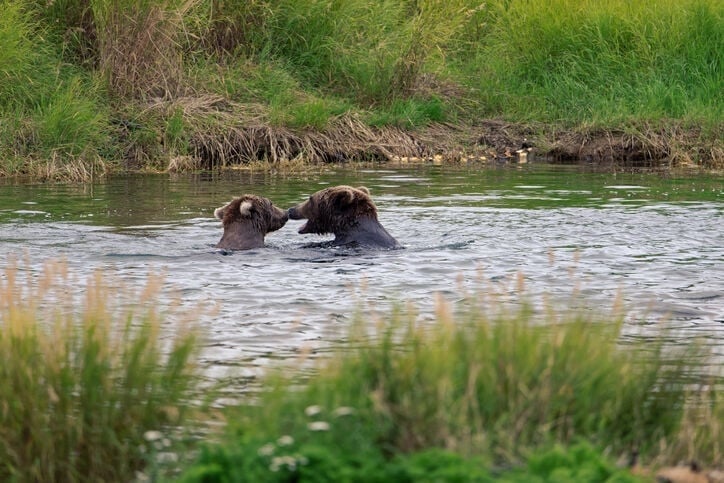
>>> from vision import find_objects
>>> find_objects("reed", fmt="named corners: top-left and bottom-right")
top-left (0, 260), bottom-right (203, 482)
top-left (180, 283), bottom-right (721, 480)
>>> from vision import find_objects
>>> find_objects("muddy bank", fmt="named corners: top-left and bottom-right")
top-left (124, 99), bottom-right (722, 173)
top-left (178, 117), bottom-right (723, 171)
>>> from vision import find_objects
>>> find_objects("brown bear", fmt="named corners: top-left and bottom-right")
top-left (214, 195), bottom-right (288, 250)
top-left (287, 185), bottom-right (400, 248)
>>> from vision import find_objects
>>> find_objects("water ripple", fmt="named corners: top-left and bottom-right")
top-left (1, 166), bottom-right (722, 377)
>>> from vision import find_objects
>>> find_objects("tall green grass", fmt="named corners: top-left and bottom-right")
top-left (0, 260), bottom-right (203, 481)
top-left (0, 1), bottom-right (42, 110)
top-left (0, 0), bottom-right (111, 179)
top-left (187, 0), bottom-right (722, 125)
top-left (458, 0), bottom-right (723, 126)
top-left (189, 0), bottom-right (471, 104)
top-left (180, 287), bottom-right (722, 481)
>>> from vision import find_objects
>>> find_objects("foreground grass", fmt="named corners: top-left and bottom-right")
top-left (0, 259), bottom-right (721, 480)
top-left (0, 0), bottom-right (722, 178)
top-left (180, 291), bottom-right (722, 482)
top-left (0, 260), bottom-right (203, 482)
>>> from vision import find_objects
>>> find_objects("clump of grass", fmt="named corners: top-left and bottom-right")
top-left (33, 77), bottom-right (111, 156)
top-left (230, 0), bottom-right (469, 105)
top-left (180, 281), bottom-right (721, 481)
top-left (28, 0), bottom-right (99, 67)
top-left (1, 75), bottom-right (112, 181)
top-left (0, 1), bottom-right (112, 180)
top-left (0, 259), bottom-right (203, 482)
top-left (92, 0), bottom-right (192, 99)
top-left (309, 294), bottom-right (718, 462)
top-left (186, 0), bottom-right (270, 58)
top-left (367, 96), bottom-right (446, 128)
top-left (0, 1), bottom-right (43, 110)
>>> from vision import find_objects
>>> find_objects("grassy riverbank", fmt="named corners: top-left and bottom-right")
top-left (0, 0), bottom-right (722, 179)
top-left (1, 263), bottom-right (722, 480)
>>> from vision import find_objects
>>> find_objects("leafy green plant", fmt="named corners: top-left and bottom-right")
top-left (499, 442), bottom-right (645, 483)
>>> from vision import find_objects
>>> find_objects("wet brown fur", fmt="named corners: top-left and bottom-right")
top-left (214, 194), bottom-right (288, 250)
top-left (289, 186), bottom-right (376, 235)
top-left (288, 185), bottom-right (399, 248)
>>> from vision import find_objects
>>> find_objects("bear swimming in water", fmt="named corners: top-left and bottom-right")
top-left (287, 185), bottom-right (400, 248)
top-left (214, 195), bottom-right (288, 250)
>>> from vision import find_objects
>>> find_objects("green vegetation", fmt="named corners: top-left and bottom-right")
top-left (0, 260), bottom-right (203, 482)
top-left (180, 290), bottom-right (722, 482)
top-left (0, 0), bottom-right (722, 178)
top-left (460, 0), bottom-right (723, 125)
top-left (1, 260), bottom-right (721, 480)
top-left (183, 441), bottom-right (646, 482)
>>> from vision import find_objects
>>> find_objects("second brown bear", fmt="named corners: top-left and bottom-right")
top-left (288, 185), bottom-right (400, 248)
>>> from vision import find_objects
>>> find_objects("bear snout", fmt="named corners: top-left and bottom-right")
top-left (272, 205), bottom-right (289, 221)
top-left (288, 206), bottom-right (302, 220)
top-left (287, 206), bottom-right (312, 233)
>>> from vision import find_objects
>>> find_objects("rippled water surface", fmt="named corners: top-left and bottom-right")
top-left (1, 165), bottom-right (722, 378)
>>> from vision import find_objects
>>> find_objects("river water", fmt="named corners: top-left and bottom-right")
top-left (1, 164), bottom-right (722, 380)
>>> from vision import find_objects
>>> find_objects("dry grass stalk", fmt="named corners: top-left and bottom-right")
top-left (136, 96), bottom-right (723, 170)
top-left (96, 1), bottom-right (196, 99)
top-left (189, 114), bottom-right (431, 167)
top-left (0, 258), bottom-right (202, 481)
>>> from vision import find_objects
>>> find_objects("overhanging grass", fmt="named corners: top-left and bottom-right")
top-left (180, 288), bottom-right (721, 481)
top-left (0, 260), bottom-right (204, 482)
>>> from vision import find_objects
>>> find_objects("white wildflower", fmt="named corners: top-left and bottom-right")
top-left (270, 456), bottom-right (297, 472)
top-left (332, 406), bottom-right (355, 417)
top-left (156, 452), bottom-right (178, 464)
top-left (277, 435), bottom-right (294, 446)
top-left (307, 421), bottom-right (331, 431)
top-left (143, 430), bottom-right (163, 442)
top-left (257, 443), bottom-right (275, 456)
top-left (135, 471), bottom-right (151, 482)
top-left (304, 405), bottom-right (322, 417)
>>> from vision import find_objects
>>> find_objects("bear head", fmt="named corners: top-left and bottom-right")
top-left (287, 185), bottom-right (376, 236)
top-left (287, 185), bottom-right (399, 248)
top-left (214, 194), bottom-right (288, 250)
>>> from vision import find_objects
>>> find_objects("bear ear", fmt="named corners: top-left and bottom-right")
top-left (238, 200), bottom-right (254, 218)
top-left (214, 204), bottom-right (228, 220)
top-left (356, 186), bottom-right (370, 195)
top-left (335, 187), bottom-right (357, 207)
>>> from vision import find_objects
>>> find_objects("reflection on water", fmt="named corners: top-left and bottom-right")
top-left (1, 165), bottom-right (722, 380)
